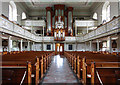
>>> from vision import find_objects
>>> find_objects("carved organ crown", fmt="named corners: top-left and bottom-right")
top-left (46, 5), bottom-right (73, 41)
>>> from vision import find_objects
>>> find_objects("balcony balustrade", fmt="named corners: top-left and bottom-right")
top-left (0, 15), bottom-right (120, 42)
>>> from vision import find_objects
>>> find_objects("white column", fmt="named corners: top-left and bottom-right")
top-left (52, 43), bottom-right (54, 51)
top-left (0, 33), bottom-right (2, 52)
top-left (27, 41), bottom-right (30, 51)
top-left (90, 41), bottom-right (92, 51)
top-left (64, 43), bottom-right (66, 51)
top-left (43, 26), bottom-right (44, 36)
top-left (8, 36), bottom-right (12, 52)
top-left (20, 39), bottom-right (23, 51)
top-left (76, 42), bottom-right (77, 51)
top-left (87, 26), bottom-right (89, 33)
top-left (31, 26), bottom-right (33, 33)
top-left (117, 34), bottom-right (120, 53)
top-left (42, 26), bottom-right (44, 51)
top-left (97, 39), bottom-right (99, 52)
top-left (0, 1), bottom-right (2, 17)
top-left (42, 43), bottom-right (44, 51)
top-left (85, 42), bottom-right (87, 51)
top-left (107, 36), bottom-right (112, 53)
top-left (32, 42), bottom-right (35, 51)
top-left (75, 25), bottom-right (77, 36)
top-left (118, 0), bottom-right (120, 15)
top-left (30, 42), bottom-right (31, 51)
top-left (0, 32), bottom-right (2, 85)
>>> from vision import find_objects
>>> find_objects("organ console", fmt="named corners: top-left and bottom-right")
top-left (46, 5), bottom-right (73, 41)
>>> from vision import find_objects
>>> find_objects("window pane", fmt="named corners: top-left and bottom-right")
top-left (22, 12), bottom-right (26, 19)
top-left (60, 46), bottom-right (62, 52)
top-left (68, 45), bottom-right (72, 50)
top-left (47, 45), bottom-right (51, 50)
top-left (9, 5), bottom-right (12, 21)
top-left (93, 13), bottom-right (97, 20)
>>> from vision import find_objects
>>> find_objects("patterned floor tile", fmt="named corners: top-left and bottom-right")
top-left (42, 55), bottom-right (79, 84)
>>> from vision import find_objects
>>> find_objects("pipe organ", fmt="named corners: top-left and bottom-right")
top-left (67, 7), bottom-right (73, 36)
top-left (46, 7), bottom-right (52, 36)
top-left (46, 5), bottom-right (73, 41)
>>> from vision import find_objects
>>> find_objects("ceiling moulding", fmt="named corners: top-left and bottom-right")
top-left (1, 0), bottom-right (119, 2)
top-left (16, 2), bottom-right (30, 13)
top-left (23, 1), bottom-right (94, 10)
top-left (90, 2), bottom-right (103, 12)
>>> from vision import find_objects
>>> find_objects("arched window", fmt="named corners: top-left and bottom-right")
top-left (9, 1), bottom-right (17, 21)
top-left (102, 1), bottom-right (110, 23)
top-left (9, 4), bottom-right (13, 21)
top-left (93, 12), bottom-right (97, 20)
top-left (22, 12), bottom-right (27, 19)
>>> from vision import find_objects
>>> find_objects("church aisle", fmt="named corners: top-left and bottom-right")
top-left (42, 55), bottom-right (79, 84)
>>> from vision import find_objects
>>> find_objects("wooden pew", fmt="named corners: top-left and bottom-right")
top-left (2, 57), bottom-right (39, 85)
top-left (2, 51), bottom-right (55, 84)
top-left (91, 62), bottom-right (120, 84)
top-left (1, 62), bottom-right (32, 85)
top-left (2, 51), bottom-right (8, 55)
top-left (64, 51), bottom-right (120, 84)
top-left (81, 58), bottom-right (119, 84)
top-left (0, 52), bottom-right (2, 55)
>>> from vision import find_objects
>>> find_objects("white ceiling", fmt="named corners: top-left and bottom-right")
top-left (24, 1), bottom-right (94, 10)
top-left (18, 1), bottom-right (103, 17)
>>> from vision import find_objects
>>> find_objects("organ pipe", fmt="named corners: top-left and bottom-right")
top-left (67, 7), bottom-right (73, 36)
top-left (46, 7), bottom-right (52, 35)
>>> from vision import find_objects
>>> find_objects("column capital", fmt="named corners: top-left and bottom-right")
top-left (20, 39), bottom-right (23, 41)
top-left (27, 41), bottom-right (30, 42)
top-left (97, 39), bottom-right (100, 42)
top-left (107, 36), bottom-right (111, 39)
top-left (89, 40), bottom-right (92, 42)
top-left (20, 39), bottom-right (23, 51)
top-left (8, 36), bottom-right (12, 39)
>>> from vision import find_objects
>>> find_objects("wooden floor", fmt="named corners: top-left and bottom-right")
top-left (42, 55), bottom-right (80, 84)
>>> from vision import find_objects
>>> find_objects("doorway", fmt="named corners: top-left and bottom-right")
top-left (55, 43), bottom-right (64, 55)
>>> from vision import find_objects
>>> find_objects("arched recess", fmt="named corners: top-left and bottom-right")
top-left (102, 1), bottom-right (110, 23)
top-left (9, 1), bottom-right (17, 21)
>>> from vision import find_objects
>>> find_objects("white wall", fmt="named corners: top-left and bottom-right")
top-left (34, 43), bottom-right (42, 51)
top-left (60, 43), bottom-right (96, 51)
top-left (23, 42), bottom-right (28, 51)
top-left (0, 1), bottom-right (2, 15)
top-left (2, 2), bottom-right (9, 18)
top-left (0, 35), bottom-right (2, 52)
top-left (92, 43), bottom-right (97, 51)
top-left (64, 43), bottom-right (76, 51)
top-left (65, 43), bottom-right (87, 51)
top-left (91, 3), bottom-right (104, 25)
top-left (91, 2), bottom-right (119, 25)
top-left (110, 2), bottom-right (119, 19)
top-left (43, 43), bottom-right (53, 51)
top-left (0, 2), bottom-right (28, 25)
top-left (119, 1), bottom-right (120, 14)
top-left (15, 3), bottom-right (28, 25)
top-left (117, 34), bottom-right (120, 52)
top-left (33, 43), bottom-right (54, 51)
top-left (16, 4), bottom-right (23, 25)
top-left (77, 43), bottom-right (85, 51)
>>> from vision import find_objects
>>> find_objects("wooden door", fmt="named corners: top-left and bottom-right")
top-left (55, 43), bottom-right (64, 55)
top-left (60, 43), bottom-right (64, 55)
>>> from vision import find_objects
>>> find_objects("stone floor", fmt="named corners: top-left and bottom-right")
top-left (42, 55), bottom-right (79, 84)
